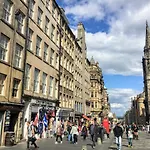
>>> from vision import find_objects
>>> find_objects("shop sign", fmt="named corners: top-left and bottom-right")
top-left (4, 110), bottom-right (11, 132)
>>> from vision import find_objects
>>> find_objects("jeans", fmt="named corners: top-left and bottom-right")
top-left (91, 135), bottom-right (97, 147)
top-left (116, 136), bottom-right (122, 150)
top-left (128, 138), bottom-right (132, 146)
top-left (68, 134), bottom-right (71, 141)
top-left (73, 134), bottom-right (78, 143)
top-left (56, 135), bottom-right (62, 142)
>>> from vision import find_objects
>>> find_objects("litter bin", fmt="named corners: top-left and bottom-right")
top-left (5, 132), bottom-right (15, 146)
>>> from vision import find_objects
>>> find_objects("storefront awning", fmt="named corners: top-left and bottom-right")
top-left (82, 114), bottom-right (91, 121)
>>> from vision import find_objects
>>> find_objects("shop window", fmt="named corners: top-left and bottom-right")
top-left (12, 78), bottom-right (20, 97)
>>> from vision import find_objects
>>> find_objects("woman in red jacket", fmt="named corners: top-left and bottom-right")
top-left (102, 117), bottom-right (110, 139)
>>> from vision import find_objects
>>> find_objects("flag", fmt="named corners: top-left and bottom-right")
top-left (43, 113), bottom-right (48, 127)
top-left (33, 113), bottom-right (39, 126)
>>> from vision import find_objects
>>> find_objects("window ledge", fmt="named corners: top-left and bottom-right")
top-left (1, 19), bottom-right (14, 30)
top-left (0, 60), bottom-right (10, 66)
top-left (13, 66), bottom-right (24, 72)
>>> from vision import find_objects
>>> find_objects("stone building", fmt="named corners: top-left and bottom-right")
top-left (89, 57), bottom-right (109, 120)
top-left (124, 93), bottom-right (145, 125)
top-left (142, 21), bottom-right (150, 123)
top-left (0, 0), bottom-right (28, 145)
top-left (22, 0), bottom-right (61, 138)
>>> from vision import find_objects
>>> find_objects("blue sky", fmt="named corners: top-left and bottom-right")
top-left (56, 0), bottom-right (150, 117)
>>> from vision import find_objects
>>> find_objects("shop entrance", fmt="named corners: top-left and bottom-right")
top-left (31, 112), bottom-right (37, 122)
top-left (0, 112), bottom-right (4, 145)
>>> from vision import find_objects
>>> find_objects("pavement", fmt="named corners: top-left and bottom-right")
top-left (109, 131), bottom-right (150, 150)
top-left (0, 134), bottom-right (113, 150)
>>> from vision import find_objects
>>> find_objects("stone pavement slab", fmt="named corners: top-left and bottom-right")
top-left (0, 135), bottom-right (113, 150)
top-left (109, 131), bottom-right (150, 150)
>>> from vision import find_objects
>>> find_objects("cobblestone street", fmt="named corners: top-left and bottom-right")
top-left (0, 134), bottom-right (113, 150)
top-left (109, 131), bottom-right (150, 150)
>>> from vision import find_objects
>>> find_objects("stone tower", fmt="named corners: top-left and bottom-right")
top-left (143, 21), bottom-right (150, 123)
top-left (77, 22), bottom-right (90, 115)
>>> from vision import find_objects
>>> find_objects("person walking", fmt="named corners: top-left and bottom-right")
top-left (55, 124), bottom-right (63, 144)
top-left (70, 123), bottom-right (79, 144)
top-left (102, 117), bottom-right (110, 139)
top-left (90, 118), bottom-right (98, 149)
top-left (81, 124), bottom-right (88, 140)
top-left (133, 124), bottom-right (138, 140)
top-left (113, 122), bottom-right (123, 150)
top-left (67, 122), bottom-right (72, 142)
top-left (127, 127), bottom-right (133, 148)
top-left (26, 121), bottom-right (39, 150)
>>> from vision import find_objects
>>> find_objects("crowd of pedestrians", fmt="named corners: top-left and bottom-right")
top-left (25, 116), bottom-right (113, 149)
top-left (113, 122), bottom-right (140, 150)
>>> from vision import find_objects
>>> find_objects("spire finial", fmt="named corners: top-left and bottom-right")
top-left (146, 20), bottom-right (148, 28)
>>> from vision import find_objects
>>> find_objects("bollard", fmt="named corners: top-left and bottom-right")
top-left (97, 138), bottom-right (101, 145)
top-left (81, 145), bottom-right (87, 150)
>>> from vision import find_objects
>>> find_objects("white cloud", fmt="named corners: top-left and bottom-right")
top-left (61, 0), bottom-right (150, 76)
top-left (108, 88), bottom-right (140, 116)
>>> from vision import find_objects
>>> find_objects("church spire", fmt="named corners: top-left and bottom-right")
top-left (90, 56), bottom-right (95, 65)
top-left (145, 20), bottom-right (150, 49)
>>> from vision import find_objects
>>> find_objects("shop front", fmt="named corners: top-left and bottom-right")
top-left (0, 102), bottom-right (23, 146)
top-left (56, 108), bottom-right (74, 122)
top-left (23, 98), bottom-right (56, 139)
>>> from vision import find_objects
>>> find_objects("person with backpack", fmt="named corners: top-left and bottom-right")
top-left (113, 122), bottom-right (123, 150)
top-left (90, 118), bottom-right (98, 149)
top-left (26, 121), bottom-right (39, 150)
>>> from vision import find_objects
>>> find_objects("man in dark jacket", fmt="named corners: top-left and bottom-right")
top-left (90, 118), bottom-right (98, 149)
top-left (113, 122), bottom-right (123, 150)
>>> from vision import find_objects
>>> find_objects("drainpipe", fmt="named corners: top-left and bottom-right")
top-left (21, 0), bottom-right (30, 103)
top-left (21, 0), bottom-right (30, 140)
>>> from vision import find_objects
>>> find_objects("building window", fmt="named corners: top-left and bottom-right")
top-left (36, 36), bottom-right (41, 56)
top-left (91, 102), bottom-right (94, 108)
top-left (45, 16), bottom-right (49, 35)
top-left (51, 24), bottom-right (55, 41)
top-left (34, 68), bottom-right (40, 92)
top-left (91, 92), bottom-right (93, 97)
top-left (55, 79), bottom-right (58, 98)
top-left (0, 73), bottom-right (6, 95)
top-left (0, 34), bottom-right (9, 62)
top-left (95, 102), bottom-right (97, 108)
top-left (2, 0), bottom-right (12, 23)
top-left (42, 73), bottom-right (47, 95)
top-left (95, 92), bottom-right (97, 98)
top-left (52, 3), bottom-right (55, 17)
top-left (37, 7), bottom-right (43, 27)
top-left (49, 76), bottom-right (54, 97)
top-left (27, 28), bottom-right (33, 51)
top-left (55, 53), bottom-right (59, 69)
top-left (46, 0), bottom-right (50, 10)
top-left (16, 12), bottom-right (25, 34)
top-left (14, 44), bottom-right (22, 68)
top-left (29, 0), bottom-right (35, 19)
top-left (43, 43), bottom-right (48, 61)
top-left (24, 64), bottom-right (31, 90)
top-left (12, 79), bottom-right (20, 97)
top-left (56, 31), bottom-right (59, 46)
top-left (50, 49), bottom-right (54, 66)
